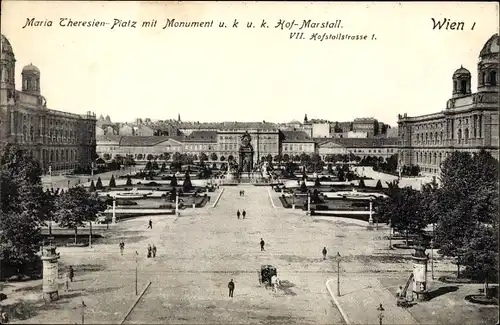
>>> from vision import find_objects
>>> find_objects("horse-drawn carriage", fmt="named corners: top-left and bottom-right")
top-left (258, 265), bottom-right (277, 286)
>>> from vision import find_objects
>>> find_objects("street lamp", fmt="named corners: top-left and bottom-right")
top-left (388, 218), bottom-right (393, 249)
top-left (430, 239), bottom-right (434, 280)
top-left (135, 250), bottom-right (139, 295)
top-left (335, 252), bottom-right (342, 296)
top-left (377, 303), bottom-right (385, 325)
top-left (306, 191), bottom-right (311, 216)
top-left (81, 299), bottom-right (86, 324)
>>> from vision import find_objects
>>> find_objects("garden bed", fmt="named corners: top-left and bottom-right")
top-left (465, 294), bottom-right (499, 305)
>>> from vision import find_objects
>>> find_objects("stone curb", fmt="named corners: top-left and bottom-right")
top-left (212, 188), bottom-right (225, 208)
top-left (267, 188), bottom-right (277, 208)
top-left (326, 278), bottom-right (350, 324)
top-left (120, 281), bottom-right (152, 324)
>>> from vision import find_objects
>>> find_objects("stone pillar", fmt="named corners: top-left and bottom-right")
top-left (42, 245), bottom-right (60, 302)
top-left (412, 245), bottom-right (429, 301)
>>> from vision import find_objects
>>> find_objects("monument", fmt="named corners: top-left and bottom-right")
top-left (239, 131), bottom-right (254, 173)
top-left (41, 245), bottom-right (60, 302)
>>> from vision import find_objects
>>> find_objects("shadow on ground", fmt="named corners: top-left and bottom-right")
top-left (427, 285), bottom-right (460, 300)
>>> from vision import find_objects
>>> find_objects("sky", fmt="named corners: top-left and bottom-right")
top-left (1, 1), bottom-right (499, 126)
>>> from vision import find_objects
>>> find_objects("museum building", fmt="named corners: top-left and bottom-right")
top-left (397, 33), bottom-right (499, 175)
top-left (0, 34), bottom-right (97, 173)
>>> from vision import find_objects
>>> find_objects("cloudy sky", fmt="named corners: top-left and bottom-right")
top-left (2, 1), bottom-right (498, 126)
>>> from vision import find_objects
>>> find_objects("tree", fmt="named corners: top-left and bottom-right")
top-left (137, 153), bottom-right (143, 160)
top-left (170, 175), bottom-right (178, 187)
top-left (435, 150), bottom-right (498, 281)
top-left (282, 154), bottom-right (290, 163)
top-left (96, 177), bottom-right (104, 190)
top-left (358, 179), bottom-right (366, 188)
top-left (146, 154), bottom-right (154, 161)
top-left (183, 171), bottom-right (193, 192)
top-left (220, 155), bottom-right (226, 161)
top-left (314, 177), bottom-right (321, 187)
top-left (210, 153), bottom-right (218, 161)
top-left (89, 179), bottom-right (96, 192)
top-left (199, 152), bottom-right (208, 162)
top-left (0, 145), bottom-right (46, 274)
top-left (53, 187), bottom-right (106, 244)
top-left (103, 153), bottom-right (111, 161)
top-left (375, 180), bottom-right (383, 190)
top-left (145, 161), bottom-right (152, 170)
top-left (126, 176), bottom-right (132, 186)
top-left (337, 169), bottom-right (345, 182)
top-left (228, 155), bottom-right (234, 162)
top-left (164, 152), bottom-right (171, 161)
top-left (109, 175), bottom-right (116, 188)
top-left (160, 162), bottom-right (166, 172)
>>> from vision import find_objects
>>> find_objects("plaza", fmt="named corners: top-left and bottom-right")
top-left (2, 172), bottom-right (497, 325)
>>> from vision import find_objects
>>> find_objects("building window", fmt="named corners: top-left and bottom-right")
top-left (490, 71), bottom-right (497, 86)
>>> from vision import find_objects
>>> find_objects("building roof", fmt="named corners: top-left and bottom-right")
top-left (96, 135), bottom-right (121, 143)
top-left (453, 65), bottom-right (471, 76)
top-left (479, 33), bottom-right (499, 58)
top-left (119, 136), bottom-right (171, 146)
top-left (22, 63), bottom-right (40, 74)
top-left (319, 137), bottom-right (399, 148)
top-left (183, 130), bottom-right (217, 143)
top-left (281, 130), bottom-right (315, 143)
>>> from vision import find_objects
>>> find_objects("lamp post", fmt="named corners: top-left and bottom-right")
top-left (135, 251), bottom-right (138, 295)
top-left (307, 191), bottom-right (311, 216)
top-left (335, 252), bottom-right (341, 296)
top-left (81, 299), bottom-right (86, 324)
top-left (377, 303), bottom-right (385, 325)
top-left (388, 218), bottom-right (392, 249)
top-left (88, 221), bottom-right (92, 248)
top-left (430, 239), bottom-right (434, 280)
top-left (292, 194), bottom-right (295, 210)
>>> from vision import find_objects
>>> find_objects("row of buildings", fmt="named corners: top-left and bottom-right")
top-left (1, 33), bottom-right (498, 177)
top-left (96, 114), bottom-right (397, 139)
top-left (96, 129), bottom-right (399, 164)
top-left (0, 34), bottom-right (96, 173)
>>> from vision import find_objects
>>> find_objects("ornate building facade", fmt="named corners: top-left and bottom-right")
top-left (0, 34), bottom-right (96, 173)
top-left (398, 34), bottom-right (499, 175)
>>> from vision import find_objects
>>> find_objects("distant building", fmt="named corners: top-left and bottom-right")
top-left (0, 34), bottom-right (96, 174)
top-left (353, 118), bottom-right (378, 137)
top-left (398, 34), bottom-right (499, 175)
top-left (312, 123), bottom-right (331, 138)
top-left (318, 138), bottom-right (399, 160)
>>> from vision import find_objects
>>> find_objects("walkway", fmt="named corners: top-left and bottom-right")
top-left (326, 276), bottom-right (418, 325)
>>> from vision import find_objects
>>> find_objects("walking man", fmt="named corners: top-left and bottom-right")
top-left (237, 210), bottom-right (241, 219)
top-left (228, 279), bottom-right (235, 297)
top-left (260, 238), bottom-right (265, 251)
top-left (147, 244), bottom-right (152, 258)
top-left (68, 265), bottom-right (74, 282)
top-left (148, 219), bottom-right (153, 229)
top-left (119, 242), bottom-right (124, 255)
top-left (322, 247), bottom-right (327, 260)
top-left (242, 210), bottom-right (246, 219)
top-left (65, 269), bottom-right (70, 291)
top-left (152, 245), bottom-right (157, 258)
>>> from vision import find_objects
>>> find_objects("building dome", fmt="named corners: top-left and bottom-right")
top-left (453, 65), bottom-right (471, 76)
top-left (479, 33), bottom-right (499, 58)
top-left (22, 63), bottom-right (40, 74)
top-left (1, 34), bottom-right (14, 58)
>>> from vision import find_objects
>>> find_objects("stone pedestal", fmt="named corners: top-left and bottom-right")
top-left (42, 245), bottom-right (60, 302)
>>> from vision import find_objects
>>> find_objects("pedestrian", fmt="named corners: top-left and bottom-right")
top-left (322, 247), bottom-right (327, 260)
top-left (68, 266), bottom-right (74, 282)
top-left (65, 270), bottom-right (70, 291)
top-left (147, 244), bottom-right (152, 258)
top-left (260, 238), bottom-right (265, 251)
top-left (119, 242), bottom-right (124, 255)
top-left (148, 219), bottom-right (152, 229)
top-left (237, 210), bottom-right (241, 219)
top-left (152, 245), bottom-right (157, 258)
top-left (228, 279), bottom-right (235, 297)
top-left (242, 210), bottom-right (246, 219)
top-left (396, 285), bottom-right (403, 298)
